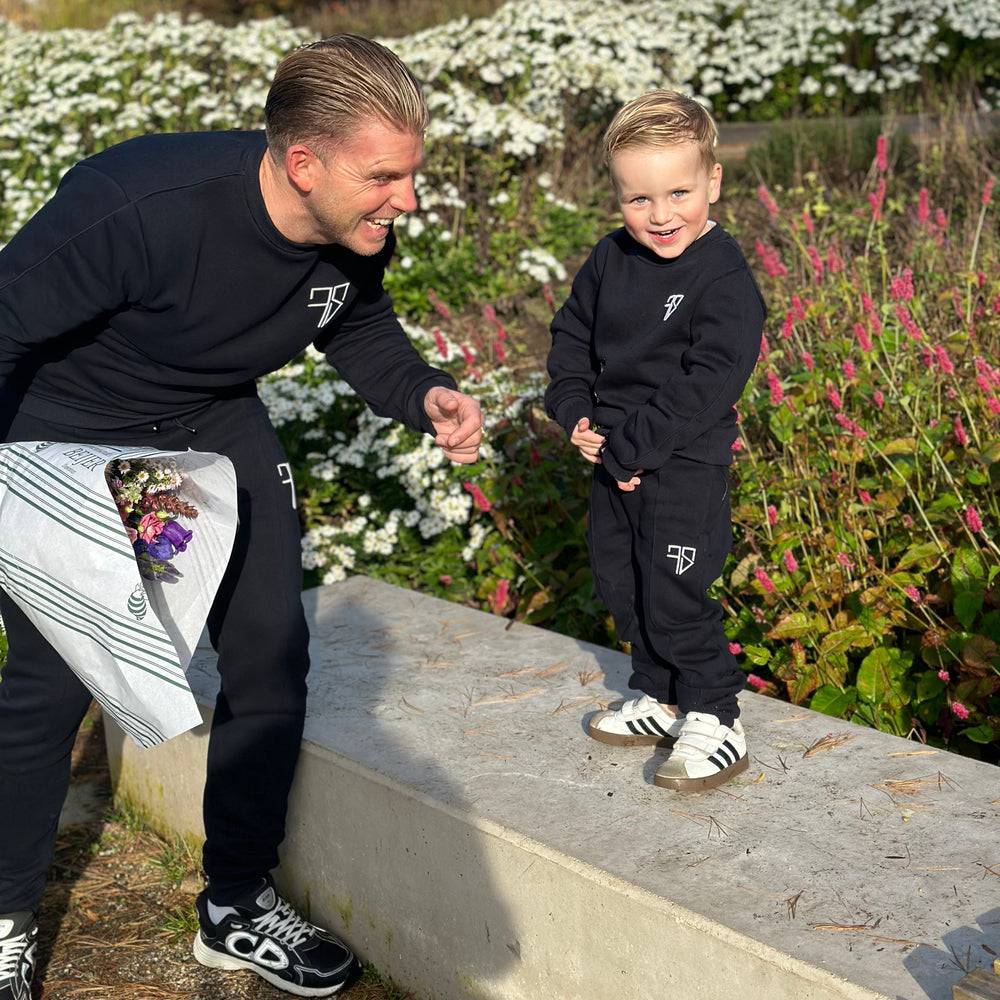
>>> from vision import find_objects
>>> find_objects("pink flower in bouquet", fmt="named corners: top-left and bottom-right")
top-left (754, 567), bottom-right (776, 594)
top-left (782, 550), bottom-right (798, 573)
top-left (951, 702), bottom-right (970, 721)
top-left (729, 642), bottom-right (742, 655)
top-left (139, 511), bottom-right (165, 542)
top-left (747, 674), bottom-right (768, 691)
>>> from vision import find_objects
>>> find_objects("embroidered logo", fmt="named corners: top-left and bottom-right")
top-left (662, 294), bottom-right (684, 321)
top-left (666, 544), bottom-right (697, 575)
top-left (308, 283), bottom-right (351, 327)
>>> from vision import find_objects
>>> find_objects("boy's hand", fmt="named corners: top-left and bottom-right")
top-left (570, 417), bottom-right (605, 464)
top-left (616, 471), bottom-right (643, 492)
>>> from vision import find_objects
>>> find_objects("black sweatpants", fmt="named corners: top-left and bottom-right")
top-left (0, 394), bottom-right (310, 912)
top-left (588, 456), bottom-right (744, 726)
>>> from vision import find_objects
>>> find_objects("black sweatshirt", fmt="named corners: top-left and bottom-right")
top-left (0, 130), bottom-right (455, 434)
top-left (545, 225), bottom-right (766, 481)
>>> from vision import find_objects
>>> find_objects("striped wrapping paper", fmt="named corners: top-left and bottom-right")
top-left (0, 442), bottom-right (237, 747)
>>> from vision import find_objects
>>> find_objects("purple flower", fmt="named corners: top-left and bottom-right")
top-left (146, 536), bottom-right (174, 561)
top-left (161, 519), bottom-right (193, 553)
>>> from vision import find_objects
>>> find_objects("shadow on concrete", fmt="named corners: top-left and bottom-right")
top-left (277, 586), bottom-right (522, 999)
top-left (902, 905), bottom-right (1000, 1000)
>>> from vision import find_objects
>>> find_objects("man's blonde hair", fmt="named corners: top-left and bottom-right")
top-left (264, 34), bottom-right (429, 160)
top-left (603, 90), bottom-right (718, 173)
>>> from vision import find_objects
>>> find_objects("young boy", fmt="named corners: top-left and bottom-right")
top-left (545, 90), bottom-right (766, 792)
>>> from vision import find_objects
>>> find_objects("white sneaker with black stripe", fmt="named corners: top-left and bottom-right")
top-left (654, 712), bottom-right (748, 791)
top-left (587, 695), bottom-right (685, 747)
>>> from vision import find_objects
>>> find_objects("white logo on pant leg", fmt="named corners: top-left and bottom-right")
top-left (666, 544), bottom-right (697, 575)
top-left (277, 462), bottom-right (297, 509)
top-left (662, 294), bottom-right (684, 320)
top-left (308, 283), bottom-right (351, 327)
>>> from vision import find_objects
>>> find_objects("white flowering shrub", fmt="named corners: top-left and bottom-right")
top-left (0, 0), bottom-right (997, 647)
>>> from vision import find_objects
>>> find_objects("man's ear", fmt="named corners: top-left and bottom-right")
top-left (285, 144), bottom-right (321, 194)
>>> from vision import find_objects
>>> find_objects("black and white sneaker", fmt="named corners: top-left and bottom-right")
top-left (0, 910), bottom-right (37, 1000)
top-left (587, 695), bottom-right (685, 747)
top-left (654, 712), bottom-right (748, 791)
top-left (193, 878), bottom-right (360, 997)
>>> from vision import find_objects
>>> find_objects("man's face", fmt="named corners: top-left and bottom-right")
top-left (307, 122), bottom-right (423, 254)
top-left (611, 141), bottom-right (722, 260)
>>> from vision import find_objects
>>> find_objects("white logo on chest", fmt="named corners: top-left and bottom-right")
top-left (663, 294), bottom-right (684, 321)
top-left (309, 283), bottom-right (351, 327)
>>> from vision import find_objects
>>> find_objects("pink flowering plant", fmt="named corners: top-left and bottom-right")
top-left (106, 458), bottom-right (197, 582)
top-left (724, 136), bottom-right (999, 758)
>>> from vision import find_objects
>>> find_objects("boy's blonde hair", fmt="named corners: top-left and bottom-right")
top-left (603, 90), bottom-right (718, 173)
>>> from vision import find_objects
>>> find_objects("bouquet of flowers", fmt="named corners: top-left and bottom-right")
top-left (106, 458), bottom-right (198, 582)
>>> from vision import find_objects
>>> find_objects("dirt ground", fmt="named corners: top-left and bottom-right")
top-left (33, 704), bottom-right (411, 1000)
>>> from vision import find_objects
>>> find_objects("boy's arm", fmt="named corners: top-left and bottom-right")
top-left (599, 267), bottom-right (765, 482)
top-left (544, 247), bottom-right (601, 438)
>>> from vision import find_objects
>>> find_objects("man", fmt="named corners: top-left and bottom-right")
top-left (0, 34), bottom-right (481, 999)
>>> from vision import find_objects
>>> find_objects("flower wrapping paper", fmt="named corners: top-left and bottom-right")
top-left (0, 442), bottom-right (238, 747)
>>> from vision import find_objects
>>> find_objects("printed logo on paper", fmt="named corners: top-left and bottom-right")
top-left (662, 294), bottom-right (684, 321)
top-left (666, 544), bottom-right (697, 575)
top-left (127, 584), bottom-right (148, 620)
top-left (308, 283), bottom-right (351, 327)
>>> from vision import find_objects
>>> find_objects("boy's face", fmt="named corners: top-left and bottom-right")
top-left (611, 141), bottom-right (722, 260)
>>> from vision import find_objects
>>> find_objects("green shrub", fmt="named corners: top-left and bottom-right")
top-left (723, 149), bottom-right (1000, 759)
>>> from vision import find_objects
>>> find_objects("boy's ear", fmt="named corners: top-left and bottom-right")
top-left (709, 162), bottom-right (723, 204)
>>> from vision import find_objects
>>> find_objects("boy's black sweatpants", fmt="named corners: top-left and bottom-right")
top-left (0, 393), bottom-right (310, 912)
top-left (588, 456), bottom-right (744, 727)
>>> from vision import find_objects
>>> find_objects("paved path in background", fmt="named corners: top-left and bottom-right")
top-left (715, 110), bottom-right (999, 158)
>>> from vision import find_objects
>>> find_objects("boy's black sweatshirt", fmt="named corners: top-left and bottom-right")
top-left (0, 130), bottom-right (455, 435)
top-left (545, 225), bottom-right (766, 481)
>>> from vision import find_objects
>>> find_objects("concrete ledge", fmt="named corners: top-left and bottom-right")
top-left (106, 576), bottom-right (1000, 1000)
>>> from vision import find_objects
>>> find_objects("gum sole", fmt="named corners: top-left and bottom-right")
top-left (653, 752), bottom-right (749, 791)
top-left (586, 714), bottom-right (678, 748)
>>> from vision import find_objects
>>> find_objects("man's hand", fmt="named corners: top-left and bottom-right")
top-left (424, 386), bottom-right (483, 464)
top-left (570, 417), bottom-right (605, 464)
